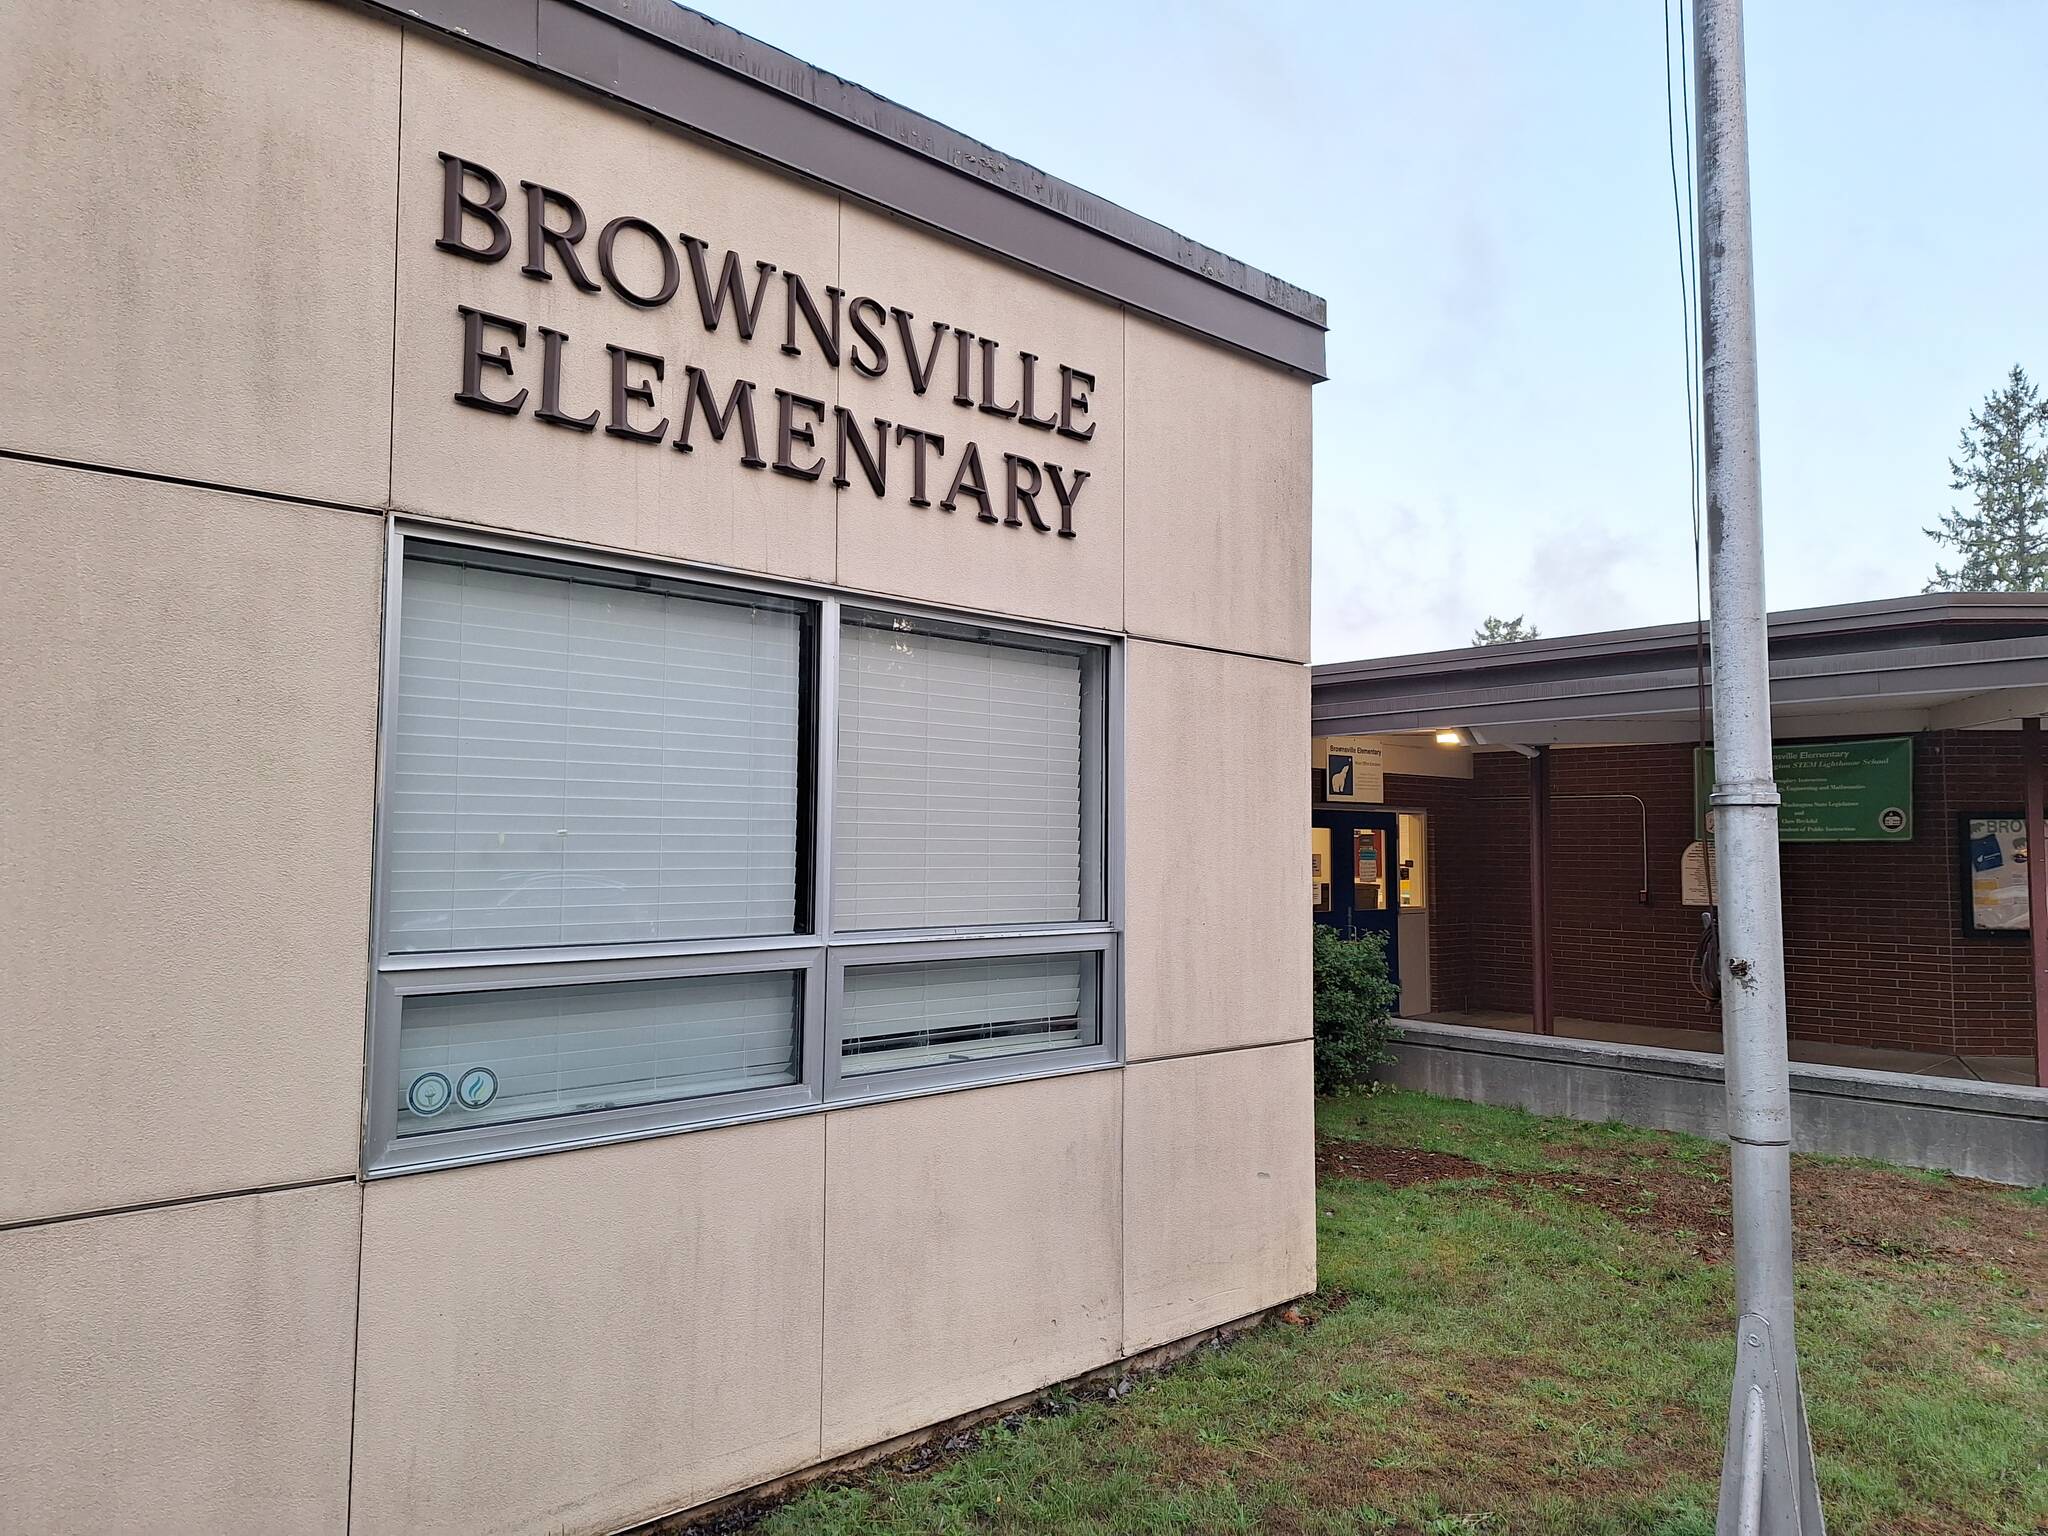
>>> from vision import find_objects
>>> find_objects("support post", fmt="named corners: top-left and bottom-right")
top-left (1530, 745), bottom-right (1554, 1035)
top-left (2025, 717), bottom-right (2046, 1088)
top-left (1693, 2), bottom-right (1826, 1531)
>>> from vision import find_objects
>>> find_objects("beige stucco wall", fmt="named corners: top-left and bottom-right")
top-left (1123, 1043), bottom-right (1318, 1352)
top-left (1, 0), bottom-right (1318, 1530)
top-left (1125, 640), bottom-right (1314, 1061)
top-left (0, 460), bottom-right (383, 1225)
top-left (0, 1182), bottom-right (361, 1536)
top-left (821, 1072), bottom-right (1125, 1458)
top-left (1126, 316), bottom-right (1313, 664)
top-left (0, 0), bottom-right (398, 506)
top-left (351, 1119), bottom-right (827, 1536)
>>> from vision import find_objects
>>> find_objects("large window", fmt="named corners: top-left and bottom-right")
top-left (368, 531), bottom-right (1118, 1173)
top-left (834, 610), bottom-right (1105, 930)
top-left (387, 549), bottom-right (808, 951)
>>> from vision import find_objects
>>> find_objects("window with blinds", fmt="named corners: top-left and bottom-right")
top-left (840, 952), bottom-right (1098, 1077)
top-left (388, 550), bottom-right (806, 952)
top-left (397, 970), bottom-right (801, 1134)
top-left (368, 531), bottom-right (1117, 1175)
top-left (835, 611), bottom-right (1105, 931)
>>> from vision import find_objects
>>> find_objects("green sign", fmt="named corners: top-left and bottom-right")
top-left (1693, 737), bottom-right (1914, 843)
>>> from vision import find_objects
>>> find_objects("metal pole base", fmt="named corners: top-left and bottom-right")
top-left (1716, 1315), bottom-right (1826, 1535)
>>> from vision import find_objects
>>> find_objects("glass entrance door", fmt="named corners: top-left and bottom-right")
top-left (1311, 808), bottom-right (1401, 993)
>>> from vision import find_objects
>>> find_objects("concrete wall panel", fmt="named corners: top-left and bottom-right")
top-left (391, 36), bottom-right (841, 582)
top-left (821, 1072), bottom-right (1123, 1458)
top-left (0, 0), bottom-right (398, 505)
top-left (1124, 317), bottom-right (1311, 662)
top-left (0, 461), bottom-right (381, 1224)
top-left (829, 204), bottom-right (1125, 631)
top-left (0, 1182), bottom-right (361, 1535)
top-left (1122, 1043), bottom-right (1317, 1352)
top-left (350, 1118), bottom-right (826, 1536)
top-left (1124, 640), bottom-right (1311, 1060)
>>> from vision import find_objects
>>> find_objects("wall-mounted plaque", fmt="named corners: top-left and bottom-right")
top-left (1695, 737), bottom-right (1913, 843)
top-left (1322, 735), bottom-right (1386, 804)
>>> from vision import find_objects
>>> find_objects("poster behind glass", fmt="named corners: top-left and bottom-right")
top-left (1964, 815), bottom-right (2030, 933)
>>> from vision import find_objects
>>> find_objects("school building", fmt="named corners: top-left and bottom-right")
top-left (0, 2), bottom-right (1324, 1531)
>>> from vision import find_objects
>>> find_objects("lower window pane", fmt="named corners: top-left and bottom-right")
top-left (397, 970), bottom-right (800, 1135)
top-left (840, 952), bottom-right (1099, 1077)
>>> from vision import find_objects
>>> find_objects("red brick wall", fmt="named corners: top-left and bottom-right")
top-left (1380, 771), bottom-right (1481, 1013)
top-left (1384, 732), bottom-right (2035, 1058)
top-left (1921, 734), bottom-right (2032, 1056)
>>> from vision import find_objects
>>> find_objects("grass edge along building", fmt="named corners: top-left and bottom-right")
top-left (0, 3), bottom-right (1325, 1531)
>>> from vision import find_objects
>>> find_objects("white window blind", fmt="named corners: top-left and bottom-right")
top-left (388, 552), bottom-right (804, 952)
top-left (840, 952), bottom-right (1095, 1077)
top-left (396, 970), bottom-right (800, 1134)
top-left (834, 615), bottom-right (1097, 931)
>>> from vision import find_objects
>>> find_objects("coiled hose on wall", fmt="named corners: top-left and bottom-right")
top-left (1690, 908), bottom-right (1721, 1002)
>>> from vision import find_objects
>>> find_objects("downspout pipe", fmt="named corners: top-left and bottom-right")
top-left (1530, 746), bottom-right (1554, 1035)
top-left (2024, 718), bottom-right (2047, 1087)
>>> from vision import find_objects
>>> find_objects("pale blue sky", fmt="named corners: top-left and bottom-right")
top-left (701, 1), bottom-right (2048, 660)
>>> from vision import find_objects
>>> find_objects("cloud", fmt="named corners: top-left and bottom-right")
top-left (1312, 496), bottom-right (1477, 661)
top-left (1523, 523), bottom-right (1660, 636)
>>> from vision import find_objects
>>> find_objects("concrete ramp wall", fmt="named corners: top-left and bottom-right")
top-left (1383, 1019), bottom-right (2047, 1187)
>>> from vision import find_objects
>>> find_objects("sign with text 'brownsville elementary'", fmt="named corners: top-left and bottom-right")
top-left (1694, 737), bottom-right (1914, 843)
top-left (434, 153), bottom-right (1098, 537)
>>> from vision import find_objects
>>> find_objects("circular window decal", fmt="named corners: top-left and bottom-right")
top-left (456, 1066), bottom-right (499, 1111)
top-left (406, 1071), bottom-right (453, 1118)
top-left (1878, 807), bottom-right (1907, 833)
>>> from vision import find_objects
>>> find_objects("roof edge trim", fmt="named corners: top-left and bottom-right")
top-left (1315, 592), bottom-right (2048, 682)
top-left (343, 0), bottom-right (1329, 379)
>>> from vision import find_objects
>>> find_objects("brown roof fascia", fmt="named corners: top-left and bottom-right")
top-left (337, 0), bottom-right (1329, 379)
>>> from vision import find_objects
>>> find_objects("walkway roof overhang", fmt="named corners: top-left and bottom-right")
top-left (1312, 593), bottom-right (2048, 748)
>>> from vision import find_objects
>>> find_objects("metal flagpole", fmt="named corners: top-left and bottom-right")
top-left (1690, 2), bottom-right (1827, 1532)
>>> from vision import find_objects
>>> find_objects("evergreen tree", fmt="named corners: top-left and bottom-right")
top-left (1472, 614), bottom-right (1539, 645)
top-left (1926, 365), bottom-right (2048, 592)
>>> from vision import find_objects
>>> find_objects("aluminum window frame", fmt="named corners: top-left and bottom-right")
top-left (368, 945), bottom-right (827, 1175)
top-left (364, 517), bottom-right (1124, 1176)
top-left (824, 931), bottom-right (1118, 1105)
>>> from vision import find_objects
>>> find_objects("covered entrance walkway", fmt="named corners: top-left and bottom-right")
top-left (1312, 594), bottom-right (2048, 1177)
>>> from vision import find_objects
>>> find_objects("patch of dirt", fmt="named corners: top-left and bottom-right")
top-left (1318, 1135), bottom-right (2046, 1301)
top-left (1184, 1353), bottom-right (1698, 1536)
top-left (1316, 1141), bottom-right (1491, 1187)
top-left (1496, 1165), bottom-right (1731, 1259)
top-left (1788, 1162), bottom-right (2041, 1277)
top-left (1318, 1135), bottom-right (1731, 1257)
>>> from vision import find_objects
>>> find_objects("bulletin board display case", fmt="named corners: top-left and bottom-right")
top-left (1961, 812), bottom-right (2031, 935)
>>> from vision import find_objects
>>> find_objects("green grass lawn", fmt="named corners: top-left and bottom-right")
top-left (740, 1090), bottom-right (2045, 1536)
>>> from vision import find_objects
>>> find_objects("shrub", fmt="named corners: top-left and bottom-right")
top-left (1311, 925), bottom-right (1401, 1094)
